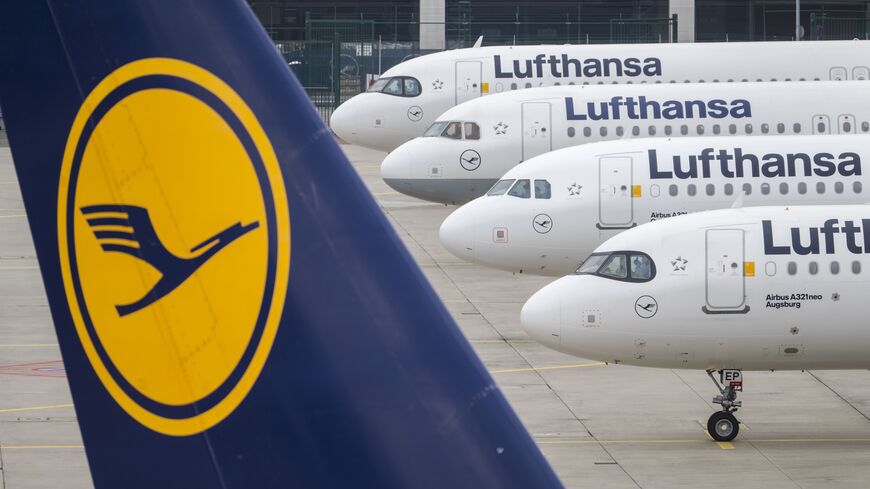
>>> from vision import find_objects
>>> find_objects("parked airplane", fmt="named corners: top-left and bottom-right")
top-left (0, 1), bottom-right (561, 487)
top-left (383, 81), bottom-right (870, 205)
top-left (330, 40), bottom-right (870, 152)
top-left (441, 135), bottom-right (870, 276)
top-left (522, 205), bottom-right (870, 441)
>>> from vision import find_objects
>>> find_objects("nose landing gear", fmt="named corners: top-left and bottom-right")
top-left (706, 369), bottom-right (742, 442)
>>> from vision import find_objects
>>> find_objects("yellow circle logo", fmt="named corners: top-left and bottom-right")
top-left (57, 58), bottom-right (290, 436)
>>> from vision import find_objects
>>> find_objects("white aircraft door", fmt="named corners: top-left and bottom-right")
top-left (598, 156), bottom-right (633, 228)
top-left (853, 66), bottom-right (870, 80)
top-left (838, 114), bottom-right (856, 134)
top-left (455, 61), bottom-right (482, 105)
top-left (830, 67), bottom-right (847, 80)
top-left (704, 229), bottom-right (746, 313)
top-left (521, 102), bottom-right (552, 161)
top-left (812, 115), bottom-right (831, 134)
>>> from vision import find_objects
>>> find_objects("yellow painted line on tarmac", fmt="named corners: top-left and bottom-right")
top-left (537, 437), bottom-right (870, 446)
top-left (490, 362), bottom-right (605, 374)
top-left (0, 266), bottom-right (39, 270)
top-left (470, 339), bottom-right (536, 344)
top-left (372, 191), bottom-right (401, 196)
top-left (0, 343), bottom-right (58, 348)
top-left (0, 214), bottom-right (25, 219)
top-left (697, 420), bottom-right (735, 449)
top-left (0, 445), bottom-right (84, 450)
top-left (0, 403), bottom-right (73, 414)
top-left (537, 438), bottom-right (707, 446)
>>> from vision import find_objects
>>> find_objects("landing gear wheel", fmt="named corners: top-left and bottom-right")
top-left (707, 411), bottom-right (739, 442)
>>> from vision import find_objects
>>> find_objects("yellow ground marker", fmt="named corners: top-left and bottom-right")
top-left (0, 343), bottom-right (58, 348)
top-left (0, 403), bottom-right (74, 414)
top-left (0, 266), bottom-right (39, 270)
top-left (490, 362), bottom-right (605, 374)
top-left (0, 214), bottom-right (26, 219)
top-left (697, 419), bottom-right (735, 449)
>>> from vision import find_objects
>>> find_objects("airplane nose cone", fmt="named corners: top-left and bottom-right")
top-left (329, 101), bottom-right (357, 143)
top-left (381, 143), bottom-right (413, 190)
top-left (440, 206), bottom-right (475, 262)
top-left (521, 286), bottom-right (562, 349)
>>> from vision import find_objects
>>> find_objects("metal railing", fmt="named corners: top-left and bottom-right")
top-left (810, 13), bottom-right (870, 40)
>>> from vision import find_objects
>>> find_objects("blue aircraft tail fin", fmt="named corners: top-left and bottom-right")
top-left (0, 1), bottom-right (561, 488)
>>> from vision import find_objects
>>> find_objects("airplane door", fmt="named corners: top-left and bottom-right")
top-left (812, 115), bottom-right (830, 134)
top-left (704, 229), bottom-right (747, 313)
top-left (853, 66), bottom-right (870, 80)
top-left (830, 67), bottom-right (847, 80)
top-left (838, 114), bottom-right (856, 134)
top-left (455, 61), bottom-right (482, 105)
top-left (521, 102), bottom-right (552, 161)
top-left (598, 156), bottom-right (633, 228)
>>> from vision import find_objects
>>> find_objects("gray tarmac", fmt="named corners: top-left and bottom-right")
top-left (2, 141), bottom-right (870, 488)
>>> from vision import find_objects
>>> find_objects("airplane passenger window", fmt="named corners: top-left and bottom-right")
top-left (630, 255), bottom-right (653, 280)
top-left (616, 126), bottom-right (624, 136)
top-left (831, 261), bottom-right (840, 275)
top-left (487, 179), bottom-right (515, 196)
top-left (761, 123), bottom-right (770, 134)
top-left (680, 125), bottom-right (688, 135)
top-left (724, 183), bottom-right (733, 195)
top-left (779, 182), bottom-right (788, 194)
top-left (584, 127), bottom-right (592, 137)
top-left (728, 124), bottom-right (737, 134)
top-left (794, 123), bottom-right (801, 133)
top-left (798, 182), bottom-right (807, 194)
top-left (742, 183), bottom-right (752, 195)
top-left (809, 262), bottom-right (818, 275)
top-left (853, 261), bottom-right (862, 274)
top-left (817, 182), bottom-right (826, 194)
top-left (745, 124), bottom-right (753, 134)
top-left (855, 182), bottom-right (863, 193)
top-left (534, 180), bottom-right (551, 199)
top-left (567, 127), bottom-right (575, 137)
top-left (687, 184), bottom-right (696, 196)
top-left (403, 78), bottom-right (421, 97)
top-left (600, 127), bottom-right (607, 136)
top-left (706, 184), bottom-right (714, 196)
top-left (696, 124), bottom-right (704, 135)
top-left (669, 184), bottom-right (678, 196)
top-left (424, 121), bottom-right (449, 137)
top-left (464, 122), bottom-right (481, 140)
top-left (599, 255), bottom-right (628, 279)
top-left (761, 183), bottom-right (770, 195)
top-left (648, 125), bottom-right (656, 135)
top-left (441, 121), bottom-right (462, 140)
top-left (777, 123), bottom-right (785, 133)
top-left (765, 262), bottom-right (776, 276)
top-left (383, 78), bottom-right (404, 96)
top-left (835, 182), bottom-right (844, 194)
top-left (844, 121), bottom-right (852, 132)
top-left (863, 122), bottom-right (870, 132)
top-left (664, 125), bottom-right (672, 135)
top-left (507, 179), bottom-right (531, 198)
top-left (632, 126), bottom-right (640, 136)
top-left (510, 83), bottom-right (517, 90)
top-left (787, 262), bottom-right (797, 275)
top-left (818, 122), bottom-right (826, 133)
top-left (524, 82), bottom-right (532, 88)
top-left (713, 124), bottom-right (720, 135)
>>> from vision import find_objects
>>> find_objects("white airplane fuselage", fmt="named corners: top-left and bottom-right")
top-left (522, 205), bottom-right (870, 371)
top-left (382, 81), bottom-right (870, 205)
top-left (331, 41), bottom-right (870, 152)
top-left (441, 135), bottom-right (870, 276)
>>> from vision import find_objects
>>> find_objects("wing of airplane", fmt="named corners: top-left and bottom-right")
top-left (0, 1), bottom-right (562, 488)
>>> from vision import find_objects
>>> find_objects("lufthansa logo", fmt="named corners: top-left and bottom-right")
top-left (57, 58), bottom-right (290, 436)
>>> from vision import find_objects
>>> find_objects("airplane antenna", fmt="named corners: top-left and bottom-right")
top-left (473, 36), bottom-right (483, 48)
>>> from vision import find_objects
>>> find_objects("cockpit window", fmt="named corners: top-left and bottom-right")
top-left (367, 76), bottom-right (422, 97)
top-left (383, 78), bottom-right (403, 96)
top-left (507, 179), bottom-right (531, 198)
top-left (442, 121), bottom-right (462, 139)
top-left (487, 179), bottom-right (515, 196)
top-left (404, 78), bottom-right (421, 96)
top-left (576, 251), bottom-right (656, 282)
top-left (599, 255), bottom-right (627, 279)
top-left (464, 122), bottom-right (480, 140)
top-left (424, 121), bottom-right (448, 137)
top-left (534, 180), bottom-right (551, 199)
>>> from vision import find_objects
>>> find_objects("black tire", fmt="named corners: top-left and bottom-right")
top-left (707, 411), bottom-right (739, 442)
